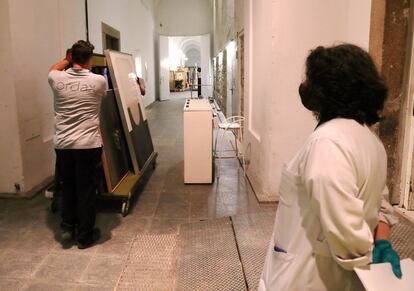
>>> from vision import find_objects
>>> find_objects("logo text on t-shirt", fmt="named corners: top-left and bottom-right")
top-left (56, 81), bottom-right (96, 92)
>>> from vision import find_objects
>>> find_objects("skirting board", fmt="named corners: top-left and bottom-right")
top-left (246, 170), bottom-right (278, 203)
top-left (395, 207), bottom-right (414, 225)
top-left (0, 175), bottom-right (54, 199)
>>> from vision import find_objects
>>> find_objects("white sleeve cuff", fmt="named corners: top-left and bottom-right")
top-left (333, 251), bottom-right (372, 271)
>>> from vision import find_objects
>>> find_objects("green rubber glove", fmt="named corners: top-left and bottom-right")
top-left (372, 240), bottom-right (402, 278)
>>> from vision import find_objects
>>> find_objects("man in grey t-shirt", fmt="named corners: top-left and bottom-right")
top-left (48, 40), bottom-right (106, 249)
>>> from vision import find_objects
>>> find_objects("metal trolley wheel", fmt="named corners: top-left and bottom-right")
top-left (121, 191), bottom-right (132, 217)
top-left (121, 200), bottom-right (130, 217)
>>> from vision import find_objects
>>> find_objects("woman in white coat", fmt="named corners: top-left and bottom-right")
top-left (259, 44), bottom-right (401, 291)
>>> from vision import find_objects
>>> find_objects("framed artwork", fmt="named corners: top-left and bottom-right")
top-left (100, 90), bottom-right (131, 192)
top-left (105, 50), bottom-right (154, 174)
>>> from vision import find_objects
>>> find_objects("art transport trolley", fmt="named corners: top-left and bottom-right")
top-left (97, 51), bottom-right (157, 216)
top-left (49, 52), bottom-right (157, 217)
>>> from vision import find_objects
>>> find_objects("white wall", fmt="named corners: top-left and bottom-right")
top-left (1, 0), bottom-right (85, 195)
top-left (200, 34), bottom-right (213, 97)
top-left (155, 0), bottom-right (213, 36)
top-left (88, 0), bottom-right (156, 107)
top-left (0, 0), bottom-right (23, 193)
top-left (213, 0), bottom-right (244, 56)
top-left (1, 0), bottom-right (157, 195)
top-left (58, 1), bottom-right (88, 56)
top-left (244, 0), bottom-right (372, 199)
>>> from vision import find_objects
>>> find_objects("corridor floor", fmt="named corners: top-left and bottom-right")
top-left (0, 98), bottom-right (275, 290)
top-left (168, 91), bottom-right (193, 99)
top-left (2, 98), bottom-right (413, 290)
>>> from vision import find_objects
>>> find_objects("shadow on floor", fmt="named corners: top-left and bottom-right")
top-left (45, 196), bottom-right (121, 249)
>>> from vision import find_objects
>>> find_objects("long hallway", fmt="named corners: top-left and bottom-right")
top-left (0, 98), bottom-right (275, 290)
top-left (2, 0), bottom-right (414, 290)
top-left (1, 101), bottom-right (414, 290)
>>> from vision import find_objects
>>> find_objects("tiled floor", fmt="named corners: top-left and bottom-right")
top-left (0, 98), bottom-right (275, 290)
top-left (169, 91), bottom-right (193, 99)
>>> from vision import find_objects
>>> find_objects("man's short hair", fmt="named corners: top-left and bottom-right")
top-left (71, 40), bottom-right (94, 65)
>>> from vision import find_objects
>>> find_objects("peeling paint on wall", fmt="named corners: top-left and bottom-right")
top-left (379, 0), bottom-right (411, 204)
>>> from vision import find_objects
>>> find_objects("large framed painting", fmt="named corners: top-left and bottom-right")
top-left (105, 50), bottom-right (155, 174)
top-left (100, 90), bottom-right (131, 192)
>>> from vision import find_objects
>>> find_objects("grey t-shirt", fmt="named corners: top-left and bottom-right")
top-left (48, 68), bottom-right (106, 149)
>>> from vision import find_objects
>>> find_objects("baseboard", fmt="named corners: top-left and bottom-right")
top-left (394, 207), bottom-right (414, 224)
top-left (245, 171), bottom-right (278, 203)
top-left (0, 176), bottom-right (54, 199)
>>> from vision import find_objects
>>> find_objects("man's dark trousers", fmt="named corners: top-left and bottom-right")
top-left (55, 148), bottom-right (102, 243)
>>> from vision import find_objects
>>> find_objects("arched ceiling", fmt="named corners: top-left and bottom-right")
top-left (178, 38), bottom-right (201, 54)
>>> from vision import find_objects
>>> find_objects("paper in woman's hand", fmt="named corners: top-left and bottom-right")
top-left (354, 258), bottom-right (414, 291)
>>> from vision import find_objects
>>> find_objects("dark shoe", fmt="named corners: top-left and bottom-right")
top-left (77, 228), bottom-right (101, 249)
top-left (60, 222), bottom-right (76, 241)
top-left (61, 230), bottom-right (74, 241)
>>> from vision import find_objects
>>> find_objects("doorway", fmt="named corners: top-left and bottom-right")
top-left (214, 50), bottom-right (227, 114)
top-left (399, 6), bottom-right (414, 211)
top-left (238, 33), bottom-right (245, 117)
top-left (159, 35), bottom-right (170, 101)
top-left (102, 22), bottom-right (120, 51)
top-left (227, 41), bottom-right (238, 117)
top-left (400, 39), bottom-right (414, 211)
top-left (158, 34), bottom-right (212, 101)
top-left (213, 39), bottom-right (241, 118)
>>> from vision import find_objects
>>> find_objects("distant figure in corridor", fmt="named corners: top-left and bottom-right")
top-left (259, 44), bottom-right (401, 291)
top-left (136, 76), bottom-right (146, 96)
top-left (48, 40), bottom-right (106, 249)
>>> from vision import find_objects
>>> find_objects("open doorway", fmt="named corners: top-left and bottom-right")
top-left (238, 32), bottom-right (245, 117)
top-left (213, 40), bottom-right (241, 118)
top-left (214, 50), bottom-right (227, 113)
top-left (227, 40), bottom-right (238, 117)
top-left (158, 34), bottom-right (212, 101)
top-left (400, 31), bottom-right (414, 211)
top-left (102, 22), bottom-right (120, 51)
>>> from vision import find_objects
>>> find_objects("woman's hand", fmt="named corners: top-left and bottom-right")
top-left (373, 222), bottom-right (402, 278)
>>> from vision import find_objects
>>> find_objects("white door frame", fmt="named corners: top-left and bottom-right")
top-left (159, 35), bottom-right (170, 101)
top-left (399, 0), bottom-right (414, 210)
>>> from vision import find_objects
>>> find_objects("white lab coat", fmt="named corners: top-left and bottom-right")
top-left (259, 118), bottom-right (398, 291)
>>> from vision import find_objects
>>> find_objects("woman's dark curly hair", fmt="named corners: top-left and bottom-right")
top-left (304, 44), bottom-right (388, 126)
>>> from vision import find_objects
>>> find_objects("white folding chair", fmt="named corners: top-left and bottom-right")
top-left (214, 116), bottom-right (246, 179)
